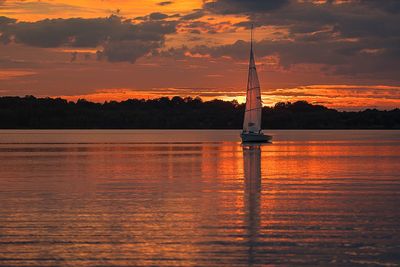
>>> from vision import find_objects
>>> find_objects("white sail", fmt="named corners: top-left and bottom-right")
top-left (243, 27), bottom-right (262, 133)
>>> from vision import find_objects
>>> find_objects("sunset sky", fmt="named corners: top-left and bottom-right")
top-left (0, 0), bottom-right (399, 110)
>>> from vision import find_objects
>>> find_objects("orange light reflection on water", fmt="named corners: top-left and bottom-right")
top-left (1, 132), bottom-right (400, 266)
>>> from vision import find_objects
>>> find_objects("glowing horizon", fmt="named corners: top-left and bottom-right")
top-left (51, 83), bottom-right (400, 111)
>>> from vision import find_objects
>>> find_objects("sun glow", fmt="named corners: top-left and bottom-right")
top-left (53, 84), bottom-right (400, 111)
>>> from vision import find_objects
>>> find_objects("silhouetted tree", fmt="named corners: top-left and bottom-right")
top-left (0, 96), bottom-right (399, 129)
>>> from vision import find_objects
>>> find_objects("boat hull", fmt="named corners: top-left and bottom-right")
top-left (241, 132), bottom-right (272, 143)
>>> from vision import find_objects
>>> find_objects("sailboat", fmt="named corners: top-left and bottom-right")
top-left (241, 26), bottom-right (272, 143)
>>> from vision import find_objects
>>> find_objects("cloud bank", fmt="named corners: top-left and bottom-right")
top-left (195, 0), bottom-right (400, 80)
top-left (0, 15), bottom-right (177, 63)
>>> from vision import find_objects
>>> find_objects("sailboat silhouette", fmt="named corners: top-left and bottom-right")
top-left (241, 25), bottom-right (272, 143)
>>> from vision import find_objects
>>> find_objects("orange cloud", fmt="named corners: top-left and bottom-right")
top-left (0, 70), bottom-right (36, 80)
top-left (52, 84), bottom-right (400, 111)
top-left (0, 0), bottom-right (203, 21)
top-left (262, 85), bottom-right (400, 110)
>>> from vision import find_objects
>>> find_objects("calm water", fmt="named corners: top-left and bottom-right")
top-left (0, 130), bottom-right (399, 266)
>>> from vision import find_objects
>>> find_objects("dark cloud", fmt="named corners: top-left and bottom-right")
top-left (188, 35), bottom-right (400, 80)
top-left (360, 0), bottom-right (400, 14)
top-left (149, 12), bottom-right (169, 20)
top-left (186, 26), bottom-right (399, 79)
top-left (180, 10), bottom-right (205, 21)
top-left (204, 0), bottom-right (289, 14)
top-left (157, 1), bottom-right (173, 6)
top-left (181, 20), bottom-right (234, 35)
top-left (0, 15), bottom-right (177, 63)
top-left (233, 1), bottom-right (400, 37)
top-left (159, 46), bottom-right (188, 60)
top-left (169, 14), bottom-right (181, 18)
top-left (195, 0), bottom-right (400, 80)
top-left (135, 12), bottom-right (179, 21)
top-left (0, 16), bottom-right (16, 25)
top-left (100, 40), bottom-right (160, 63)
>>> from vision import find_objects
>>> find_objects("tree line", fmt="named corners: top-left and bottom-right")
top-left (0, 95), bottom-right (399, 129)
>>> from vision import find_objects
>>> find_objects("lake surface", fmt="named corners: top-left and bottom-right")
top-left (0, 130), bottom-right (399, 266)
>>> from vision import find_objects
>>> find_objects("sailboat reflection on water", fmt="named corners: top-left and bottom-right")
top-left (243, 144), bottom-right (262, 265)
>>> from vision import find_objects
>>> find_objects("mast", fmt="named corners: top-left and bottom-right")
top-left (250, 23), bottom-right (253, 54)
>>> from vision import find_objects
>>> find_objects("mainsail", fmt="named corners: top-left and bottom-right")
top-left (243, 26), bottom-right (262, 133)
